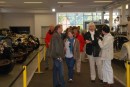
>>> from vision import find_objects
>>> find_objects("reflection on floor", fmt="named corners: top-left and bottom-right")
top-left (29, 58), bottom-right (125, 87)
top-left (112, 59), bottom-right (126, 86)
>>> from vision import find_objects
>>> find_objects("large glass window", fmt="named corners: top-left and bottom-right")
top-left (57, 12), bottom-right (102, 31)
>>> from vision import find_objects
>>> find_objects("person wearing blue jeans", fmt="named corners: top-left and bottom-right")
top-left (49, 24), bottom-right (65, 87)
top-left (53, 59), bottom-right (65, 87)
top-left (64, 30), bottom-right (80, 82)
top-left (65, 57), bottom-right (75, 81)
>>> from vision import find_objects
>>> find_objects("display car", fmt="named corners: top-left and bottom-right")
top-left (112, 24), bottom-right (130, 68)
top-left (0, 28), bottom-right (40, 74)
top-left (0, 29), bottom-right (15, 74)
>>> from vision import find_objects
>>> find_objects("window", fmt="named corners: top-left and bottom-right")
top-left (57, 12), bottom-right (102, 31)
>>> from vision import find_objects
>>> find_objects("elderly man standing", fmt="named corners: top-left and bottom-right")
top-left (49, 24), bottom-right (65, 87)
top-left (98, 25), bottom-right (114, 87)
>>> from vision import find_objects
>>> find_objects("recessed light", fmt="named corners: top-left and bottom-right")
top-left (24, 2), bottom-right (43, 4)
top-left (94, 1), bottom-right (113, 3)
top-left (52, 8), bottom-right (56, 12)
top-left (57, 2), bottom-right (76, 4)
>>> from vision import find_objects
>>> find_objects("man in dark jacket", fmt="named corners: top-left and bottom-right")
top-left (49, 24), bottom-right (65, 87)
top-left (84, 22), bottom-right (102, 83)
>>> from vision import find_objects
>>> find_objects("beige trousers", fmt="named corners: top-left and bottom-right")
top-left (76, 53), bottom-right (82, 73)
top-left (88, 55), bottom-right (102, 80)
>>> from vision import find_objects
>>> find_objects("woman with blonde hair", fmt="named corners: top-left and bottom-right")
top-left (84, 22), bottom-right (102, 83)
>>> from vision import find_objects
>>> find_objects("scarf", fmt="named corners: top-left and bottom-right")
top-left (68, 38), bottom-right (74, 53)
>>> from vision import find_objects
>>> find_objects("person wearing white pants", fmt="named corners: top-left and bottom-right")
top-left (98, 25), bottom-right (114, 87)
top-left (88, 55), bottom-right (102, 81)
top-left (84, 22), bottom-right (102, 83)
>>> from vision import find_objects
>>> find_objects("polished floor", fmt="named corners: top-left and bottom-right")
top-left (28, 58), bottom-right (125, 87)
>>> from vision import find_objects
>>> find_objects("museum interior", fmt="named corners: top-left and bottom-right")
top-left (0, 0), bottom-right (130, 87)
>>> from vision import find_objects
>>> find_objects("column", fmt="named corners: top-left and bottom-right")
top-left (120, 4), bottom-right (126, 24)
top-left (109, 9), bottom-right (113, 30)
top-left (101, 11), bottom-right (105, 24)
top-left (128, 4), bottom-right (130, 16)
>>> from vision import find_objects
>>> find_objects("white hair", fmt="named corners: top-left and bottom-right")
top-left (88, 22), bottom-right (96, 30)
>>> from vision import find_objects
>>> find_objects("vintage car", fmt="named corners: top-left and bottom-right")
top-left (0, 35), bottom-right (15, 74)
top-left (0, 28), bottom-right (40, 74)
top-left (11, 34), bottom-right (40, 63)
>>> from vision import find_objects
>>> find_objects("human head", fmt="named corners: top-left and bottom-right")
top-left (54, 24), bottom-right (63, 34)
top-left (73, 27), bottom-right (79, 35)
top-left (102, 25), bottom-right (110, 35)
top-left (49, 24), bottom-right (54, 32)
top-left (88, 22), bottom-right (96, 32)
top-left (67, 30), bottom-right (74, 38)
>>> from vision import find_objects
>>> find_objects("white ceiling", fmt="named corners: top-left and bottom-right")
top-left (0, 0), bottom-right (129, 13)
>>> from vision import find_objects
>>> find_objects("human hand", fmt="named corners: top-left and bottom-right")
top-left (86, 40), bottom-right (91, 44)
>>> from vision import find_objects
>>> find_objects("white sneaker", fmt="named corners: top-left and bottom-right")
top-left (68, 79), bottom-right (73, 82)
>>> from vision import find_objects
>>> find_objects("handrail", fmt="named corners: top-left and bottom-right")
top-left (126, 61), bottom-right (130, 87)
top-left (26, 46), bottom-right (44, 66)
top-left (26, 53), bottom-right (38, 66)
top-left (9, 68), bottom-right (25, 87)
top-left (8, 45), bottom-right (45, 87)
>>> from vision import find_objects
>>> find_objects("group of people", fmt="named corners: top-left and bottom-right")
top-left (44, 22), bottom-right (114, 87)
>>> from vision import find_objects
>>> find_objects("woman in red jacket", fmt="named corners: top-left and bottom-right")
top-left (73, 27), bottom-right (85, 74)
top-left (45, 25), bottom-right (54, 70)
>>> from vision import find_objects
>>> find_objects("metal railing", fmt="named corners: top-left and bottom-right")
top-left (126, 61), bottom-right (130, 87)
top-left (9, 45), bottom-right (46, 87)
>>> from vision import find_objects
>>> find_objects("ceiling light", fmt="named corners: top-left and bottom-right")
top-left (52, 8), bottom-right (56, 12)
top-left (24, 2), bottom-right (43, 4)
top-left (126, 4), bottom-right (128, 9)
top-left (0, 1), bottom-right (6, 3)
top-left (94, 1), bottom-right (113, 3)
top-left (57, 2), bottom-right (76, 4)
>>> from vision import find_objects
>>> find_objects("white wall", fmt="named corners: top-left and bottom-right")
top-left (2, 13), bottom-right (35, 34)
top-left (0, 13), bottom-right (56, 38)
top-left (34, 13), bottom-right (56, 38)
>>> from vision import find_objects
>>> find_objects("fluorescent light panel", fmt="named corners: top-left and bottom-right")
top-left (24, 2), bottom-right (43, 4)
top-left (94, 1), bottom-right (113, 3)
top-left (57, 2), bottom-right (76, 4)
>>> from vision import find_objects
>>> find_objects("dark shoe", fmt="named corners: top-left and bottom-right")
top-left (91, 80), bottom-right (96, 83)
top-left (107, 84), bottom-right (114, 87)
top-left (103, 82), bottom-right (108, 87)
top-left (99, 79), bottom-right (103, 84)
top-left (56, 84), bottom-right (61, 87)
top-left (103, 83), bottom-right (113, 87)
top-left (45, 67), bottom-right (49, 70)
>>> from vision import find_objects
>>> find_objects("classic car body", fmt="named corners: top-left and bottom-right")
top-left (0, 28), bottom-right (40, 74)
